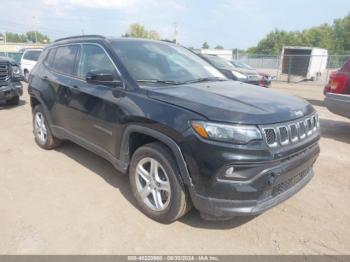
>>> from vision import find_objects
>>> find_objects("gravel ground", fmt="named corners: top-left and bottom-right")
top-left (0, 82), bottom-right (349, 255)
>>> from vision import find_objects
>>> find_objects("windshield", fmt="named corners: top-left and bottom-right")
top-left (111, 40), bottom-right (225, 85)
top-left (23, 50), bottom-right (42, 61)
top-left (203, 55), bottom-right (235, 70)
top-left (231, 60), bottom-right (253, 70)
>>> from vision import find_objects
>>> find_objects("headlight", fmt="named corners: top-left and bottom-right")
top-left (231, 70), bottom-right (247, 80)
top-left (12, 66), bottom-right (22, 77)
top-left (191, 121), bottom-right (262, 144)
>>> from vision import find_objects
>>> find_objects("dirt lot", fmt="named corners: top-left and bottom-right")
top-left (0, 82), bottom-right (349, 255)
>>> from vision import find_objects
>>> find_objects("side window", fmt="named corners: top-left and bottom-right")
top-left (77, 44), bottom-right (116, 79)
top-left (52, 45), bottom-right (79, 76)
top-left (23, 50), bottom-right (42, 61)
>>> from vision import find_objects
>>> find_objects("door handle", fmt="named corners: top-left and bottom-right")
top-left (42, 76), bottom-right (48, 80)
top-left (69, 85), bottom-right (81, 94)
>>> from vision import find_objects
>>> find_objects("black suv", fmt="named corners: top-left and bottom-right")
top-left (0, 56), bottom-right (23, 105)
top-left (28, 35), bottom-right (320, 223)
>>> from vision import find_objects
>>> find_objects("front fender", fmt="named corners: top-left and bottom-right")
top-left (120, 125), bottom-right (193, 186)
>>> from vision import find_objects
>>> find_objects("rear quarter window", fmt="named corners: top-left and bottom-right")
top-left (51, 45), bottom-right (79, 76)
top-left (44, 48), bottom-right (56, 67)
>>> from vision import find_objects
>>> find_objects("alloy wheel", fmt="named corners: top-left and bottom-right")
top-left (135, 157), bottom-right (171, 211)
top-left (34, 112), bottom-right (48, 145)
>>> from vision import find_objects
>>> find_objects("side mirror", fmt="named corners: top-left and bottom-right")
top-left (85, 70), bottom-right (122, 87)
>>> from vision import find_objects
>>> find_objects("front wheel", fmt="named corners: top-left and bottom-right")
top-left (129, 142), bottom-right (191, 223)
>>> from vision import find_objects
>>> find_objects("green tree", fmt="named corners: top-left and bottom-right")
top-left (214, 45), bottom-right (224, 49)
top-left (123, 23), bottom-right (160, 40)
top-left (4, 31), bottom-right (50, 43)
top-left (202, 41), bottom-right (209, 49)
top-left (247, 13), bottom-right (350, 55)
top-left (148, 30), bottom-right (160, 40)
top-left (26, 31), bottom-right (50, 43)
top-left (4, 32), bottom-right (27, 43)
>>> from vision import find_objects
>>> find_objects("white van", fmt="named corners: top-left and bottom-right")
top-left (20, 49), bottom-right (43, 81)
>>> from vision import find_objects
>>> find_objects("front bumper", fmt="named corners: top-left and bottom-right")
top-left (324, 93), bottom-right (350, 118)
top-left (188, 142), bottom-right (319, 219)
top-left (0, 82), bottom-right (23, 100)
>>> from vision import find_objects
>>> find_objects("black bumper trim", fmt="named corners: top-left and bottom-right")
top-left (0, 82), bottom-right (23, 100)
top-left (324, 93), bottom-right (350, 118)
top-left (190, 169), bottom-right (314, 218)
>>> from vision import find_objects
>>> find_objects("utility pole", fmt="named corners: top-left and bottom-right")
top-left (33, 16), bottom-right (38, 44)
top-left (81, 29), bottom-right (85, 36)
top-left (173, 22), bottom-right (177, 43)
top-left (4, 32), bottom-right (8, 57)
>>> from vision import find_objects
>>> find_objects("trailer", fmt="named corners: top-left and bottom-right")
top-left (279, 46), bottom-right (328, 81)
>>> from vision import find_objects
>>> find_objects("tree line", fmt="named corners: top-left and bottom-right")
top-left (2, 31), bottom-right (50, 44)
top-left (247, 13), bottom-right (350, 55)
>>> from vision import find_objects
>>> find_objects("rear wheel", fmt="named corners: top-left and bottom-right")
top-left (129, 142), bottom-right (191, 223)
top-left (32, 105), bottom-right (62, 149)
top-left (6, 96), bottom-right (19, 106)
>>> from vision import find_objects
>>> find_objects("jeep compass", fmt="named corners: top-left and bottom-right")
top-left (28, 35), bottom-right (320, 223)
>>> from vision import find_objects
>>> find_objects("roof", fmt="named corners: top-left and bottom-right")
top-left (53, 35), bottom-right (177, 46)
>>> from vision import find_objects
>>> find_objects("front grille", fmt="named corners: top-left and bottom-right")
top-left (262, 113), bottom-right (319, 148)
top-left (0, 63), bottom-right (9, 82)
top-left (272, 167), bottom-right (311, 197)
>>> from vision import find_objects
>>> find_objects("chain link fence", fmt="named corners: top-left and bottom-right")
top-left (238, 54), bottom-right (350, 85)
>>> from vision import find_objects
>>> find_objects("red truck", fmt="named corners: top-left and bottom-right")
top-left (324, 58), bottom-right (350, 118)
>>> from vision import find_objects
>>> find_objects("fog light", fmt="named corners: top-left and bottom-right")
top-left (225, 167), bottom-right (235, 177)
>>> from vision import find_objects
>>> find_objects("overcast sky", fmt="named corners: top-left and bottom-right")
top-left (0, 0), bottom-right (349, 49)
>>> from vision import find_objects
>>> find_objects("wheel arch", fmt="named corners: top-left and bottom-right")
top-left (29, 94), bottom-right (54, 127)
top-left (121, 125), bottom-right (193, 186)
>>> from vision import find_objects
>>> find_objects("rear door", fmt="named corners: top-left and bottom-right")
top-left (46, 44), bottom-right (81, 132)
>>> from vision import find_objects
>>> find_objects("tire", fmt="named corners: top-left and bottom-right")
top-left (24, 71), bottom-right (29, 82)
top-left (6, 96), bottom-right (19, 106)
top-left (32, 105), bottom-right (62, 149)
top-left (129, 142), bottom-right (192, 223)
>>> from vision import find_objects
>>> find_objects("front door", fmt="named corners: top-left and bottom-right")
top-left (67, 43), bottom-right (125, 155)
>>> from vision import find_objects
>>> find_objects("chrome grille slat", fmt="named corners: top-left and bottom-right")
top-left (261, 113), bottom-right (320, 148)
top-left (0, 63), bottom-right (9, 82)
top-left (279, 126), bottom-right (289, 144)
top-left (264, 128), bottom-right (277, 146)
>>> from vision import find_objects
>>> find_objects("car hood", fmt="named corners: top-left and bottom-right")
top-left (146, 81), bottom-right (314, 125)
top-left (0, 56), bottom-right (16, 65)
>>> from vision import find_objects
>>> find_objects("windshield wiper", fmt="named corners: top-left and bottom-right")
top-left (136, 79), bottom-right (182, 85)
top-left (182, 77), bottom-right (228, 84)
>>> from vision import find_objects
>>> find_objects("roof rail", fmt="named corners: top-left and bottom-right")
top-left (54, 35), bottom-right (106, 43)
